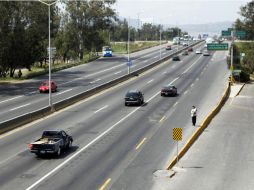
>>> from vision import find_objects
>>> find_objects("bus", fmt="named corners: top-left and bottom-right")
top-left (102, 46), bottom-right (112, 57)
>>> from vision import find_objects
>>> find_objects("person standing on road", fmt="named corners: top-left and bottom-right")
top-left (191, 106), bottom-right (197, 126)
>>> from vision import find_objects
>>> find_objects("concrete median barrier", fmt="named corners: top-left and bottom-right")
top-left (0, 41), bottom-right (203, 135)
top-left (167, 82), bottom-right (231, 170)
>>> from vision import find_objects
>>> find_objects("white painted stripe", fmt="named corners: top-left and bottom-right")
top-left (196, 78), bottom-right (199, 81)
top-left (168, 77), bottom-right (179, 85)
top-left (10, 103), bottom-right (30, 111)
top-left (184, 90), bottom-right (188, 95)
top-left (173, 102), bottom-right (178, 107)
top-left (25, 77), bottom-right (180, 190)
top-left (143, 60), bottom-right (148, 63)
top-left (90, 78), bottom-right (101, 84)
top-left (114, 71), bottom-right (122, 75)
top-left (94, 105), bottom-right (108, 113)
top-left (56, 89), bottom-right (72, 95)
top-left (163, 71), bottom-right (167, 74)
top-left (0, 96), bottom-right (23, 104)
top-left (132, 65), bottom-right (137, 68)
top-left (182, 55), bottom-right (203, 74)
top-left (154, 56), bottom-right (158, 58)
top-left (28, 91), bottom-right (37, 95)
top-left (191, 83), bottom-right (194, 87)
top-left (147, 79), bottom-right (154, 84)
top-left (163, 52), bottom-right (166, 55)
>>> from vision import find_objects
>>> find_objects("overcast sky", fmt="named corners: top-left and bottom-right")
top-left (114, 0), bottom-right (250, 25)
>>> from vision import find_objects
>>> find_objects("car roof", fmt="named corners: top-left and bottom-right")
top-left (163, 84), bottom-right (175, 88)
top-left (127, 90), bottom-right (140, 93)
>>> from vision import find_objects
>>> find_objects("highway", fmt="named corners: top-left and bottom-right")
top-left (0, 42), bottom-right (195, 125)
top-left (0, 44), bottom-right (229, 190)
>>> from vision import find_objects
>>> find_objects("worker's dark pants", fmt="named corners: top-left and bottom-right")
top-left (192, 116), bottom-right (196, 126)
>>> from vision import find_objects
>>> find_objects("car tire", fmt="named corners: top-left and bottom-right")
top-left (68, 140), bottom-right (72, 149)
top-left (56, 148), bottom-right (61, 156)
top-left (125, 102), bottom-right (128, 106)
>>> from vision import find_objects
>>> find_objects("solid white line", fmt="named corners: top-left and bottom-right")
top-left (0, 96), bottom-right (23, 104)
top-left (25, 77), bottom-right (180, 190)
top-left (147, 79), bottom-right (154, 84)
top-left (56, 89), bottom-right (72, 95)
top-left (94, 105), bottom-right (108, 113)
top-left (168, 77), bottom-right (179, 85)
top-left (154, 56), bottom-right (158, 58)
top-left (182, 55), bottom-right (203, 74)
top-left (10, 103), bottom-right (31, 111)
top-left (114, 71), bottom-right (122, 75)
top-left (143, 60), bottom-right (148, 63)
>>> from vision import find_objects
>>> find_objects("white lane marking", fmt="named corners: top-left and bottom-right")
top-left (132, 65), bottom-right (137, 68)
top-left (25, 77), bottom-right (180, 190)
top-left (56, 89), bottom-right (72, 95)
top-left (10, 103), bottom-right (31, 111)
top-left (61, 64), bottom-right (124, 85)
top-left (90, 78), bottom-right (101, 84)
top-left (182, 55), bottom-right (203, 74)
top-left (191, 83), bottom-right (194, 87)
top-left (114, 71), bottom-right (122, 75)
top-left (147, 79), bottom-right (154, 84)
top-left (28, 91), bottom-right (37, 95)
top-left (163, 71), bottom-right (167, 74)
top-left (154, 56), bottom-right (158, 58)
top-left (168, 77), bottom-right (179, 86)
top-left (184, 90), bottom-right (188, 95)
top-left (94, 105), bottom-right (108, 114)
top-left (143, 60), bottom-right (148, 63)
top-left (163, 52), bottom-right (166, 55)
top-left (0, 96), bottom-right (23, 104)
top-left (173, 102), bottom-right (178, 107)
top-left (196, 78), bottom-right (199, 81)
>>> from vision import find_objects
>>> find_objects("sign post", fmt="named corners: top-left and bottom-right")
top-left (173, 128), bottom-right (182, 166)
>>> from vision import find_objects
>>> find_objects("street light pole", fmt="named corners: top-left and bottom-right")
top-left (38, 0), bottom-right (57, 111)
top-left (128, 17), bottom-right (130, 74)
top-left (160, 26), bottom-right (162, 59)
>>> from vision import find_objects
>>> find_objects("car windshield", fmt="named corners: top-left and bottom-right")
top-left (42, 131), bottom-right (61, 138)
top-left (126, 92), bottom-right (139, 98)
top-left (163, 85), bottom-right (174, 89)
top-left (42, 82), bottom-right (49, 86)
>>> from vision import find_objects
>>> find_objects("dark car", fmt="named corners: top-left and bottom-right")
top-left (39, 81), bottom-right (57, 93)
top-left (172, 55), bottom-right (180, 61)
top-left (165, 45), bottom-right (172, 50)
top-left (29, 130), bottom-right (73, 157)
top-left (125, 90), bottom-right (144, 106)
top-left (161, 85), bottom-right (177, 96)
top-left (188, 47), bottom-right (193, 52)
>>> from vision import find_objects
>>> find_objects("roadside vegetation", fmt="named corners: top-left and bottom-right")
top-left (0, 0), bottom-right (185, 82)
top-left (231, 1), bottom-right (254, 81)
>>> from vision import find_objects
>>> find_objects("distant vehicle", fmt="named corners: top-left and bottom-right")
top-left (188, 47), bottom-right (193, 52)
top-left (125, 90), bottom-right (144, 106)
top-left (172, 55), bottom-right (180, 61)
top-left (195, 49), bottom-right (202, 54)
top-left (165, 45), bottom-right (172, 50)
top-left (182, 42), bottom-right (188, 46)
top-left (39, 81), bottom-right (57, 93)
top-left (182, 50), bottom-right (188, 55)
top-left (203, 50), bottom-right (210, 56)
top-left (161, 85), bottom-right (177, 96)
top-left (29, 130), bottom-right (73, 157)
top-left (102, 46), bottom-right (112, 57)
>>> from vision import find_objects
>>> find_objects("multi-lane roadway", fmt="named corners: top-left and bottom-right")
top-left (0, 42), bottom-right (230, 190)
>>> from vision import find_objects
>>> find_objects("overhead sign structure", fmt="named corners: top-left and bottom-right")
top-left (127, 60), bottom-right (132, 67)
top-left (236, 31), bottom-right (246, 38)
top-left (222, 30), bottom-right (231, 37)
top-left (207, 43), bottom-right (229, 51)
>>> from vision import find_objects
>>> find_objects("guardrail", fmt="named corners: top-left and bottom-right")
top-left (0, 40), bottom-right (204, 134)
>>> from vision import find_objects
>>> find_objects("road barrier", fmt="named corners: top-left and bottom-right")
top-left (0, 41), bottom-right (203, 135)
top-left (166, 82), bottom-right (231, 170)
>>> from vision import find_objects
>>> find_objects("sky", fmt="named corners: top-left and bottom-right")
top-left (114, 0), bottom-right (250, 25)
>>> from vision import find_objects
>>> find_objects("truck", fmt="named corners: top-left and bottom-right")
top-left (28, 130), bottom-right (73, 157)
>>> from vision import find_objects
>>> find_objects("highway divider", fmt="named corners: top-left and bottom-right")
top-left (0, 41), bottom-right (204, 135)
top-left (166, 82), bottom-right (231, 170)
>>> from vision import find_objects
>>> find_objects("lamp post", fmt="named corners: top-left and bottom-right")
top-left (160, 25), bottom-right (162, 59)
top-left (38, 0), bottom-right (58, 111)
top-left (127, 17), bottom-right (131, 74)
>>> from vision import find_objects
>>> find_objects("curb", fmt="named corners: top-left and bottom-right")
top-left (167, 82), bottom-right (231, 170)
top-left (236, 83), bottom-right (246, 96)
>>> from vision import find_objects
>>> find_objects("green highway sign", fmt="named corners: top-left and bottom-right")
top-left (207, 43), bottom-right (229, 50)
top-left (236, 31), bottom-right (246, 38)
top-left (222, 30), bottom-right (231, 36)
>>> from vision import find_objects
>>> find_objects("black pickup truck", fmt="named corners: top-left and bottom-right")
top-left (28, 130), bottom-right (73, 157)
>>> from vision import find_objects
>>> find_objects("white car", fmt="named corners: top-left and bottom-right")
top-left (195, 49), bottom-right (202, 54)
top-left (203, 50), bottom-right (210, 56)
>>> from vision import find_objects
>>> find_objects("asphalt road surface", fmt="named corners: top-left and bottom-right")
top-left (0, 45), bottom-right (229, 190)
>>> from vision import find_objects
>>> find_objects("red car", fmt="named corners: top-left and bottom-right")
top-left (165, 45), bottom-right (172, 50)
top-left (39, 81), bottom-right (57, 93)
top-left (188, 47), bottom-right (193, 52)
